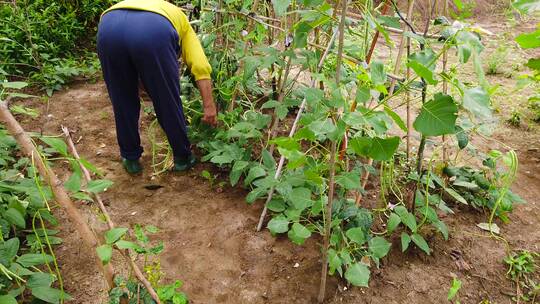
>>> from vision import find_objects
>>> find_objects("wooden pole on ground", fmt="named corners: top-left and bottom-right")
top-left (61, 126), bottom-right (161, 304)
top-left (0, 100), bottom-right (115, 290)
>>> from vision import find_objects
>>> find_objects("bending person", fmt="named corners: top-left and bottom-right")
top-left (97, 0), bottom-right (217, 174)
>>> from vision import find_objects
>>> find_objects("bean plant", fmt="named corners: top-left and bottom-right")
top-left (183, 0), bottom-right (525, 289)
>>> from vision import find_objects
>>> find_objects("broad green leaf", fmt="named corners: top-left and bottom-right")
top-left (115, 240), bottom-right (140, 251)
top-left (345, 263), bottom-right (370, 287)
top-left (40, 137), bottom-right (68, 157)
top-left (96, 244), bottom-right (113, 264)
top-left (455, 125), bottom-right (469, 149)
top-left (308, 118), bottom-right (335, 139)
top-left (462, 87), bottom-right (491, 119)
top-left (64, 172), bottom-right (81, 193)
top-left (288, 223), bottom-right (311, 245)
top-left (261, 150), bottom-right (276, 169)
top-left (328, 248), bottom-right (342, 275)
top-left (384, 106), bottom-right (408, 132)
top-left (17, 254), bottom-right (53, 267)
top-left (401, 212), bottom-right (417, 233)
top-left (294, 22), bottom-right (312, 48)
top-left (335, 172), bottom-right (361, 190)
top-left (453, 0), bottom-right (464, 10)
top-left (79, 158), bottom-right (102, 176)
top-left (288, 187), bottom-right (312, 211)
top-left (0, 295), bottom-right (17, 304)
top-left (369, 236), bottom-right (391, 259)
top-left (407, 61), bottom-right (438, 85)
top-left (513, 0), bottom-right (540, 13)
top-left (245, 166), bottom-right (266, 185)
top-left (447, 277), bottom-right (462, 300)
top-left (433, 220), bottom-right (449, 240)
top-left (272, 0), bottom-right (291, 16)
top-left (409, 49), bottom-right (437, 69)
top-left (348, 137), bottom-right (372, 156)
top-left (0, 238), bottom-right (19, 263)
top-left (1, 81), bottom-right (28, 89)
top-left (5, 208), bottom-right (25, 228)
top-left (413, 93), bottom-right (458, 136)
top-left (267, 216), bottom-right (289, 234)
top-left (270, 137), bottom-right (300, 151)
top-left (230, 160), bottom-right (249, 186)
top-left (386, 213), bottom-right (401, 233)
top-left (355, 86), bottom-right (371, 104)
top-left (27, 273), bottom-right (55, 289)
top-left (105, 228), bottom-right (128, 244)
top-left (267, 199), bottom-right (286, 212)
top-left (444, 187), bottom-right (468, 205)
top-left (86, 179), bottom-right (113, 193)
top-left (367, 136), bottom-right (400, 161)
top-left (401, 233), bottom-right (411, 252)
top-left (370, 61), bottom-right (386, 85)
top-left (243, 56), bottom-right (260, 81)
top-left (526, 58), bottom-right (540, 71)
top-left (32, 286), bottom-right (72, 303)
top-left (345, 227), bottom-right (366, 245)
top-left (411, 233), bottom-right (431, 254)
top-left (516, 29), bottom-right (540, 49)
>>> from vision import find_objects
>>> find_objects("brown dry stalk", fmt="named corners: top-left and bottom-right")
top-left (0, 100), bottom-right (116, 290)
top-left (61, 126), bottom-right (162, 304)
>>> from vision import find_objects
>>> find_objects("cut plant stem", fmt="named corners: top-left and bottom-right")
top-left (0, 100), bottom-right (116, 290)
top-left (318, 0), bottom-right (348, 301)
top-left (255, 27), bottom-right (339, 232)
top-left (61, 126), bottom-right (162, 304)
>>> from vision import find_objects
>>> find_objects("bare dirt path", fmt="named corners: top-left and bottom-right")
top-left (15, 16), bottom-right (540, 304)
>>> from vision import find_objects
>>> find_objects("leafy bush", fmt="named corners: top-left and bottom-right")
top-left (0, 0), bottom-right (116, 93)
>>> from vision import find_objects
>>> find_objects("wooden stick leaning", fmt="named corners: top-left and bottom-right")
top-left (61, 126), bottom-right (161, 304)
top-left (255, 27), bottom-right (339, 232)
top-left (0, 100), bottom-right (116, 290)
top-left (354, 0), bottom-right (416, 206)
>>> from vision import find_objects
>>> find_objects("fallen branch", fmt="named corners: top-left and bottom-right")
top-left (61, 126), bottom-right (161, 304)
top-left (0, 99), bottom-right (115, 290)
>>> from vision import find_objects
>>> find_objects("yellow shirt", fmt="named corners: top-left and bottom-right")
top-left (104, 0), bottom-right (212, 80)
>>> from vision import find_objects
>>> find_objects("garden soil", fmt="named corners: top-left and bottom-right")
top-left (16, 15), bottom-right (540, 304)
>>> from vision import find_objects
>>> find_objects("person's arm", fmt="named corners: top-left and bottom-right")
top-left (177, 9), bottom-right (217, 126)
top-left (197, 79), bottom-right (217, 126)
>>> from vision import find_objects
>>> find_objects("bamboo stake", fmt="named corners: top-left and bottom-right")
top-left (61, 126), bottom-right (161, 304)
top-left (406, 31), bottom-right (412, 159)
top-left (255, 27), bottom-right (339, 232)
top-left (318, 0), bottom-right (348, 302)
top-left (353, 0), bottom-right (415, 206)
top-left (441, 0), bottom-right (448, 162)
top-left (0, 100), bottom-right (115, 290)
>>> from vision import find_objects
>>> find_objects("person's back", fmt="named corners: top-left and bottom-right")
top-left (97, 0), bottom-right (217, 174)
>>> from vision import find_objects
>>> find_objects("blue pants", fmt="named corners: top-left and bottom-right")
top-left (97, 9), bottom-right (191, 160)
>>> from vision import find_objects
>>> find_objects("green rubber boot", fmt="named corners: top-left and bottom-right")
top-left (173, 154), bottom-right (197, 172)
top-left (122, 158), bottom-right (142, 174)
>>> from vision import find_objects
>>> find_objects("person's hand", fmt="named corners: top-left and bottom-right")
top-left (202, 102), bottom-right (217, 127)
top-left (196, 79), bottom-right (217, 127)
